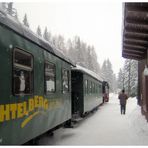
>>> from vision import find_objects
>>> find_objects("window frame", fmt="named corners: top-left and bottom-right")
top-left (44, 61), bottom-right (56, 94)
top-left (62, 68), bottom-right (69, 94)
top-left (84, 79), bottom-right (88, 95)
top-left (13, 48), bottom-right (34, 96)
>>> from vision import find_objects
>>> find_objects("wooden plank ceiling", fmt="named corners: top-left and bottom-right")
top-left (122, 3), bottom-right (148, 60)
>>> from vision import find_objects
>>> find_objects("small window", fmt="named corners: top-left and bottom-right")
top-left (95, 84), bottom-right (98, 93)
top-left (89, 81), bottom-right (92, 94)
top-left (85, 79), bottom-right (88, 94)
top-left (96, 84), bottom-right (98, 93)
top-left (13, 48), bottom-right (33, 95)
top-left (62, 69), bottom-right (69, 93)
top-left (45, 62), bottom-right (56, 93)
top-left (99, 84), bottom-right (102, 94)
top-left (92, 83), bottom-right (95, 94)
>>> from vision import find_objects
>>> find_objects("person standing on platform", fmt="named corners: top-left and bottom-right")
top-left (118, 89), bottom-right (128, 115)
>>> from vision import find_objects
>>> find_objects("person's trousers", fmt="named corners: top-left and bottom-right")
top-left (120, 104), bottom-right (126, 114)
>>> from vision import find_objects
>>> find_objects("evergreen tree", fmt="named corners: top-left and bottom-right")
top-left (112, 74), bottom-right (117, 93)
top-left (119, 59), bottom-right (138, 97)
top-left (123, 59), bottom-right (131, 95)
top-left (101, 59), bottom-right (115, 92)
top-left (130, 60), bottom-right (138, 96)
top-left (66, 36), bottom-right (101, 74)
top-left (106, 59), bottom-right (114, 92)
top-left (89, 46), bottom-right (98, 72)
top-left (23, 13), bottom-right (29, 28)
top-left (87, 45), bottom-right (93, 71)
top-left (36, 25), bottom-right (42, 37)
top-left (117, 68), bottom-right (125, 90)
top-left (57, 35), bottom-right (66, 51)
top-left (7, 2), bottom-right (13, 15)
top-left (1, 2), bottom-right (7, 11)
top-left (3, 2), bottom-right (18, 19)
top-left (43, 27), bottom-right (51, 42)
top-left (79, 41), bottom-right (87, 68)
top-left (101, 60), bottom-right (107, 80)
top-left (66, 38), bottom-right (74, 59)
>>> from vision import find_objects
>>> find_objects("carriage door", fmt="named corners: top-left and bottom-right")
top-left (71, 71), bottom-right (83, 116)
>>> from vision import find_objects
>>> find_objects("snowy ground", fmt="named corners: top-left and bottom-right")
top-left (38, 93), bottom-right (148, 145)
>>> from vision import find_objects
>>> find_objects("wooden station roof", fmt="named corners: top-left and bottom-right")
top-left (122, 3), bottom-right (148, 60)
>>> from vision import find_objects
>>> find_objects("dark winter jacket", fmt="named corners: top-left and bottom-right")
top-left (118, 93), bottom-right (128, 105)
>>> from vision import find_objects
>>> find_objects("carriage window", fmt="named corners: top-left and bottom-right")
top-left (62, 69), bottom-right (69, 93)
top-left (85, 80), bottom-right (88, 94)
top-left (96, 84), bottom-right (98, 93)
top-left (13, 49), bottom-right (33, 95)
top-left (92, 83), bottom-right (95, 93)
top-left (89, 81), bottom-right (92, 94)
top-left (45, 62), bottom-right (56, 93)
top-left (99, 84), bottom-right (102, 94)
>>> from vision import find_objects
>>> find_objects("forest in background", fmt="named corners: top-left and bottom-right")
top-left (0, 2), bottom-right (138, 96)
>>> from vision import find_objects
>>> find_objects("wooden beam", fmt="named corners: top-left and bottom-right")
top-left (126, 10), bottom-right (148, 25)
top-left (124, 38), bottom-right (148, 47)
top-left (123, 48), bottom-right (146, 54)
top-left (123, 43), bottom-right (147, 50)
top-left (125, 22), bottom-right (148, 33)
top-left (124, 31), bottom-right (148, 41)
top-left (126, 3), bottom-right (148, 12)
top-left (122, 52), bottom-right (143, 60)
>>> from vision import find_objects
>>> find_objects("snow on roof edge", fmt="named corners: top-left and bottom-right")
top-left (73, 64), bottom-right (104, 82)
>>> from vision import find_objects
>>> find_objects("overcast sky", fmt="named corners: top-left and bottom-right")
top-left (14, 0), bottom-right (125, 75)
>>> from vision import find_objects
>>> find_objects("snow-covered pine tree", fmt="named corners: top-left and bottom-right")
top-left (130, 60), bottom-right (138, 97)
top-left (117, 68), bottom-right (125, 91)
top-left (57, 35), bottom-right (66, 52)
top-left (112, 74), bottom-right (117, 93)
top-left (23, 13), bottom-right (29, 28)
top-left (106, 59), bottom-right (114, 92)
top-left (66, 38), bottom-right (75, 61)
top-left (101, 60), bottom-right (107, 80)
top-left (4, 2), bottom-right (18, 19)
top-left (123, 59), bottom-right (131, 95)
top-left (43, 27), bottom-right (51, 42)
top-left (121, 59), bottom-right (138, 97)
top-left (7, 2), bottom-right (13, 15)
top-left (1, 2), bottom-right (7, 11)
top-left (101, 59), bottom-right (115, 92)
top-left (36, 25), bottom-right (42, 37)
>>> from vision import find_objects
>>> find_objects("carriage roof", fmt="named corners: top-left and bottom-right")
top-left (72, 64), bottom-right (103, 82)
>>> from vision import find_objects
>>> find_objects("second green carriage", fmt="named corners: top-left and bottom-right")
top-left (71, 65), bottom-right (103, 117)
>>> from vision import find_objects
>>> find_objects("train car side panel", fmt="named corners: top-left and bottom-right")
top-left (0, 23), bottom-right (72, 144)
top-left (83, 74), bottom-right (103, 113)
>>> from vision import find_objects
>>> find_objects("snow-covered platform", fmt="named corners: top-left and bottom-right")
top-left (38, 93), bottom-right (148, 145)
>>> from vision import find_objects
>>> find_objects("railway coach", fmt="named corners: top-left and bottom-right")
top-left (0, 10), bottom-right (74, 145)
top-left (71, 65), bottom-right (104, 117)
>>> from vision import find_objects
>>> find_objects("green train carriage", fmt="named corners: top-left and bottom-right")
top-left (0, 10), bottom-right (74, 145)
top-left (71, 65), bottom-right (103, 117)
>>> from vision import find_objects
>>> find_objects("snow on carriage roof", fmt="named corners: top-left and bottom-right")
top-left (72, 64), bottom-right (103, 82)
top-left (0, 9), bottom-right (75, 66)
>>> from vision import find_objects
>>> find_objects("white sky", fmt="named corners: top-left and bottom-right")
top-left (14, 0), bottom-right (125, 75)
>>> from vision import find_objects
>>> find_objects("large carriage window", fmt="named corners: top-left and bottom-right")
top-left (62, 69), bottom-right (69, 93)
top-left (45, 62), bottom-right (56, 93)
top-left (13, 49), bottom-right (33, 95)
